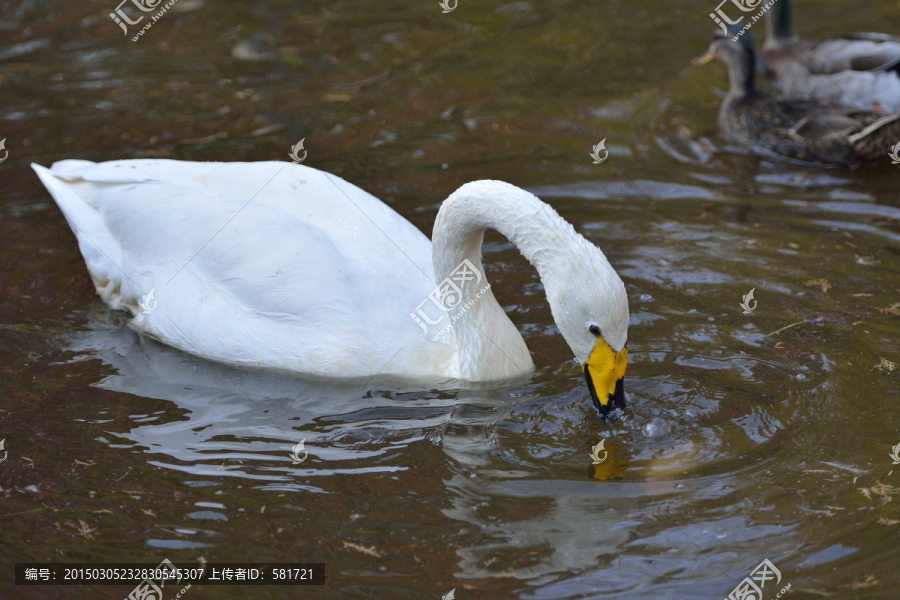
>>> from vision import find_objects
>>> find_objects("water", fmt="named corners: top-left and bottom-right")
top-left (2, 0), bottom-right (900, 597)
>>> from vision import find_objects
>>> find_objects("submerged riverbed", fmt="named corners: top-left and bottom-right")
top-left (2, 0), bottom-right (900, 598)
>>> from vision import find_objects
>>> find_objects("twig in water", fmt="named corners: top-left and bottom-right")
top-left (767, 320), bottom-right (807, 337)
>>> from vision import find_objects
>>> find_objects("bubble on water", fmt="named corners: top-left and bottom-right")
top-left (684, 409), bottom-right (698, 421)
top-left (636, 294), bottom-right (654, 303)
top-left (607, 407), bottom-right (627, 422)
top-left (796, 373), bottom-right (807, 381)
top-left (643, 418), bottom-right (667, 437)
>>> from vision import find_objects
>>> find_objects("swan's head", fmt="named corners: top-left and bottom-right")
top-left (542, 238), bottom-right (629, 418)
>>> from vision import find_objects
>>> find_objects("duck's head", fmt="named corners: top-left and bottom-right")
top-left (542, 240), bottom-right (629, 418)
top-left (693, 23), bottom-right (758, 94)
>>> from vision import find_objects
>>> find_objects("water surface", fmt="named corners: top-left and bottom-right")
top-left (2, 0), bottom-right (900, 598)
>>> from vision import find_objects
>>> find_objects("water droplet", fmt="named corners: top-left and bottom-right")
top-left (642, 418), bottom-right (667, 437)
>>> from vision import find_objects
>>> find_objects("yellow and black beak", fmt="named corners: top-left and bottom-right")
top-left (583, 339), bottom-right (628, 418)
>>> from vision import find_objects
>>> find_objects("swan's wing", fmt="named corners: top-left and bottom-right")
top-left (33, 160), bottom-right (449, 377)
top-left (47, 159), bottom-right (435, 278)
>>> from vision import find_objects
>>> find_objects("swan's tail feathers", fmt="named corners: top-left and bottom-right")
top-left (31, 163), bottom-right (131, 309)
top-left (47, 159), bottom-right (102, 180)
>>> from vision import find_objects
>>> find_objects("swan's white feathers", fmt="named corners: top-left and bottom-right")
top-left (33, 160), bottom-right (629, 384)
top-left (35, 160), bottom-right (446, 377)
top-left (436, 180), bottom-right (628, 369)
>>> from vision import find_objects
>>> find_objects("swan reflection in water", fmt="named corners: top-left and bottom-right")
top-left (57, 305), bottom-right (800, 596)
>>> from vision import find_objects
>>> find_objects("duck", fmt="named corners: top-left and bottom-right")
top-left (31, 159), bottom-right (629, 416)
top-left (694, 24), bottom-right (900, 167)
top-left (761, 0), bottom-right (900, 112)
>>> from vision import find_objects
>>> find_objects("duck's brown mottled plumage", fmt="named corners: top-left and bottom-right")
top-left (698, 25), bottom-right (900, 167)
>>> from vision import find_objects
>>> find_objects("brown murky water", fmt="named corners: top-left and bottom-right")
top-left (2, 0), bottom-right (900, 598)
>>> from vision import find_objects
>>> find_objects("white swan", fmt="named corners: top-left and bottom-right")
top-left (32, 159), bottom-right (629, 415)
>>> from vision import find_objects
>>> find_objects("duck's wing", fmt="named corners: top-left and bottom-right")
top-left (778, 99), bottom-right (862, 138)
top-left (846, 112), bottom-right (900, 160)
top-left (841, 32), bottom-right (900, 44)
top-left (811, 35), bottom-right (900, 73)
top-left (767, 59), bottom-right (900, 113)
top-left (840, 33), bottom-right (900, 72)
top-left (737, 95), bottom-right (849, 133)
top-left (780, 102), bottom-right (900, 164)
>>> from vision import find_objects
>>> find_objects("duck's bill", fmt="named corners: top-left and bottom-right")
top-left (583, 339), bottom-right (628, 418)
top-left (692, 51), bottom-right (717, 66)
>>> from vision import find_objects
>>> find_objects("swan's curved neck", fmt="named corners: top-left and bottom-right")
top-left (430, 181), bottom-right (580, 380)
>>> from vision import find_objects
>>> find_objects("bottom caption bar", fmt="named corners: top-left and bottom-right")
top-left (16, 561), bottom-right (326, 585)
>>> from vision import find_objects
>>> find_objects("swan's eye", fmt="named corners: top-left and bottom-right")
top-left (589, 325), bottom-right (600, 337)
